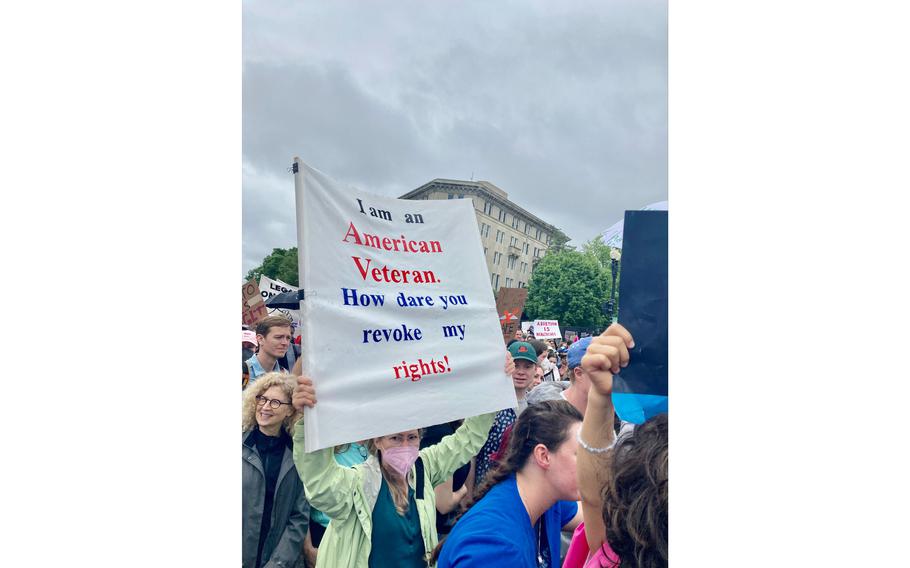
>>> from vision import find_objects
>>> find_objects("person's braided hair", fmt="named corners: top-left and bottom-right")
top-left (430, 400), bottom-right (583, 563)
top-left (602, 413), bottom-right (668, 568)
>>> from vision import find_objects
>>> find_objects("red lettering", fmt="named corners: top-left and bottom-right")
top-left (352, 256), bottom-right (372, 279)
top-left (342, 222), bottom-right (362, 245)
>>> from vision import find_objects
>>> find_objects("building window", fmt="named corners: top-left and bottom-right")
top-left (507, 256), bottom-right (516, 269)
top-left (510, 236), bottom-right (517, 247)
top-left (492, 273), bottom-right (500, 289)
top-left (484, 247), bottom-right (488, 256)
top-left (448, 193), bottom-right (454, 199)
top-left (536, 228), bottom-right (542, 240)
top-left (498, 209), bottom-right (507, 223)
top-left (480, 223), bottom-right (490, 238)
top-left (518, 281), bottom-right (524, 288)
top-left (523, 242), bottom-right (529, 255)
top-left (512, 216), bottom-right (520, 229)
top-left (496, 230), bottom-right (504, 243)
top-left (459, 194), bottom-right (465, 198)
top-left (505, 277), bottom-right (514, 288)
top-left (483, 201), bottom-right (493, 215)
top-left (493, 252), bottom-right (502, 265)
top-left (520, 261), bottom-right (527, 273)
top-left (533, 247), bottom-right (539, 258)
top-left (524, 222), bottom-right (530, 234)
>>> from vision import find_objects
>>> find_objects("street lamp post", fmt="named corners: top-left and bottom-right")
top-left (606, 248), bottom-right (621, 325)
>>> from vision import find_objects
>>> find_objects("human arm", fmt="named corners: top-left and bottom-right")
top-left (263, 482), bottom-right (311, 568)
top-left (421, 412), bottom-right (495, 488)
top-left (303, 531), bottom-right (318, 568)
top-left (433, 475), bottom-right (469, 515)
top-left (561, 502), bottom-right (584, 532)
top-left (577, 323), bottom-right (634, 552)
top-left (421, 351), bottom-right (512, 486)
top-left (291, 376), bottom-right (359, 521)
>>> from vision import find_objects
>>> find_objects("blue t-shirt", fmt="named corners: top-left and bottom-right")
top-left (438, 475), bottom-right (577, 568)
top-left (245, 355), bottom-right (283, 383)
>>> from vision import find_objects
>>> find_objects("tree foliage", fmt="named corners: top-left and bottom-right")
top-left (548, 228), bottom-right (575, 253)
top-left (525, 236), bottom-right (622, 329)
top-left (245, 247), bottom-right (299, 286)
top-left (581, 235), bottom-right (621, 314)
top-left (525, 250), bottom-right (608, 329)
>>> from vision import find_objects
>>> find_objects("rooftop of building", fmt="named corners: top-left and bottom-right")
top-left (399, 178), bottom-right (560, 235)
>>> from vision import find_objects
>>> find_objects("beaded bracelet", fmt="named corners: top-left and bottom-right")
top-left (577, 429), bottom-right (614, 454)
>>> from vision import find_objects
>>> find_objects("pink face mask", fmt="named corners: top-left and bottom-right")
top-left (381, 445), bottom-right (419, 477)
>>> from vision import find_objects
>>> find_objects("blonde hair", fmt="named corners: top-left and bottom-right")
top-left (241, 372), bottom-right (300, 435)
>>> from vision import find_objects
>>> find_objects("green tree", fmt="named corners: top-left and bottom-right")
top-left (547, 228), bottom-right (575, 253)
top-left (525, 250), bottom-right (608, 328)
top-left (246, 247), bottom-right (299, 286)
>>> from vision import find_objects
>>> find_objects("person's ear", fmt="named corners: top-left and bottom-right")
top-left (532, 443), bottom-right (551, 469)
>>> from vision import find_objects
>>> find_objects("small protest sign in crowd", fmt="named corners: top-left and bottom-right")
top-left (241, 161), bottom-right (668, 568)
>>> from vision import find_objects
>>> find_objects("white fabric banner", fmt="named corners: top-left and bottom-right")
top-left (294, 160), bottom-right (517, 451)
top-left (533, 319), bottom-right (562, 340)
top-left (259, 275), bottom-right (301, 325)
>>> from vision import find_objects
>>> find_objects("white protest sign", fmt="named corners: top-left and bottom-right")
top-left (294, 160), bottom-right (516, 451)
top-left (532, 319), bottom-right (562, 340)
top-left (259, 275), bottom-right (301, 325)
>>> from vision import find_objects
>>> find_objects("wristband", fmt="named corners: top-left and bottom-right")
top-left (577, 429), bottom-right (614, 454)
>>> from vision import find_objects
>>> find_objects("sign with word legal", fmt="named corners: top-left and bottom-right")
top-left (259, 275), bottom-right (301, 325)
top-left (242, 278), bottom-right (268, 327)
top-left (533, 319), bottom-right (561, 340)
top-left (294, 159), bottom-right (517, 451)
top-left (495, 287), bottom-right (528, 342)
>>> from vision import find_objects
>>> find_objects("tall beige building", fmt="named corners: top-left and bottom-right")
top-left (400, 179), bottom-right (561, 292)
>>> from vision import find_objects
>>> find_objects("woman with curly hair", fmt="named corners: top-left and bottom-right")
top-left (242, 372), bottom-right (311, 568)
top-left (433, 399), bottom-right (585, 568)
top-left (596, 414), bottom-right (668, 568)
top-left (576, 324), bottom-right (667, 568)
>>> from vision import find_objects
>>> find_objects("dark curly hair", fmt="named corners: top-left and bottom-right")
top-left (601, 413), bottom-right (668, 568)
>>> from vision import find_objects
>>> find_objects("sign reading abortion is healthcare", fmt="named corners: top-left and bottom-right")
top-left (532, 319), bottom-right (561, 340)
top-left (294, 159), bottom-right (517, 451)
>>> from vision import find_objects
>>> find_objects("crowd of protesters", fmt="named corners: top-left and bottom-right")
top-left (242, 315), bottom-right (667, 567)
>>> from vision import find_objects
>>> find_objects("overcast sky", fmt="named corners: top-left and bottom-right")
top-left (243, 0), bottom-right (667, 277)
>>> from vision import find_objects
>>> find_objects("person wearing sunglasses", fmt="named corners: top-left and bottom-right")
top-left (242, 372), bottom-right (311, 568)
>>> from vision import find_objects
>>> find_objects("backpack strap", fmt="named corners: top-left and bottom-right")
top-left (415, 457), bottom-right (425, 500)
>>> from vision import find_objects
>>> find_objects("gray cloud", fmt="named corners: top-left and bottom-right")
top-left (243, 0), bottom-right (667, 276)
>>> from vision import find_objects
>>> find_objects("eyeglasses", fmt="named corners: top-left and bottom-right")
top-left (256, 395), bottom-right (292, 409)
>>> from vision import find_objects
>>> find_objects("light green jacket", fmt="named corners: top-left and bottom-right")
top-left (292, 413), bottom-right (495, 568)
